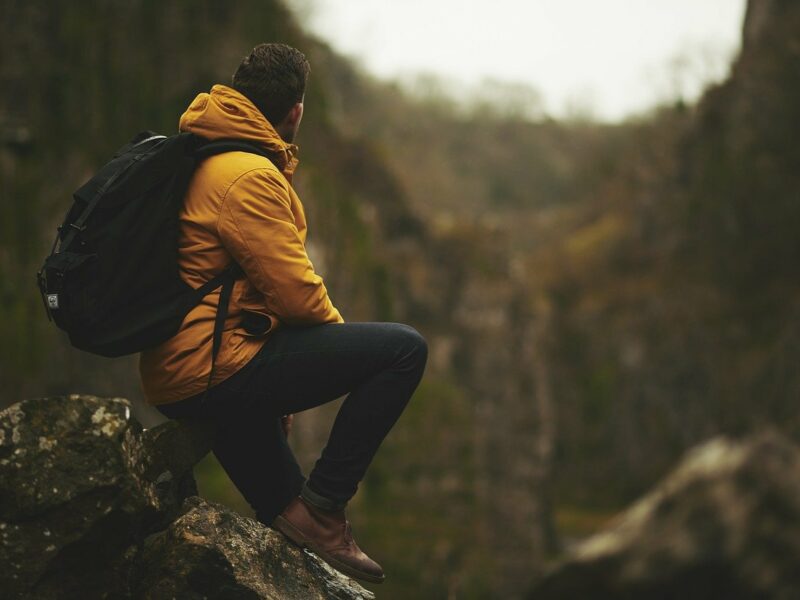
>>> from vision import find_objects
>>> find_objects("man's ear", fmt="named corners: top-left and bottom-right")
top-left (275, 101), bottom-right (304, 142)
top-left (286, 102), bottom-right (304, 127)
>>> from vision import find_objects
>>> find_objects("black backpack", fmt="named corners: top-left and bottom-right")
top-left (37, 131), bottom-right (273, 373)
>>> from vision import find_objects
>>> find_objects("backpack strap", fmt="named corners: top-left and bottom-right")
top-left (188, 263), bottom-right (244, 400)
top-left (186, 262), bottom-right (242, 306)
top-left (194, 139), bottom-right (274, 162)
top-left (55, 133), bottom-right (192, 261)
top-left (58, 150), bottom-right (150, 254)
top-left (210, 264), bottom-right (242, 384)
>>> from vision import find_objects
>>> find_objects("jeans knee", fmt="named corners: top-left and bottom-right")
top-left (393, 323), bottom-right (428, 367)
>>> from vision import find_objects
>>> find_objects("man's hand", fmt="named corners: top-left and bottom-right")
top-left (281, 414), bottom-right (294, 438)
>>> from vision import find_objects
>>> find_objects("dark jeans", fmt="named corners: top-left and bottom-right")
top-left (156, 321), bottom-right (428, 524)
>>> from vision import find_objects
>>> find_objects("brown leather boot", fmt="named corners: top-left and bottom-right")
top-left (272, 496), bottom-right (385, 584)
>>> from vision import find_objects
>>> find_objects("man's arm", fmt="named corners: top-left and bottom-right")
top-left (217, 167), bottom-right (344, 325)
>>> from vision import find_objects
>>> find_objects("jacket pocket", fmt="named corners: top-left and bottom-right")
top-left (238, 310), bottom-right (278, 337)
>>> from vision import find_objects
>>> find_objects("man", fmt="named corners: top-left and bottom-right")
top-left (140, 43), bottom-right (428, 584)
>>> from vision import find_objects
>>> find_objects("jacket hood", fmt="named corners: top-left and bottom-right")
top-left (179, 84), bottom-right (299, 178)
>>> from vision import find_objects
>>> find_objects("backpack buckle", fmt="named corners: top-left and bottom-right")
top-left (37, 270), bottom-right (54, 321)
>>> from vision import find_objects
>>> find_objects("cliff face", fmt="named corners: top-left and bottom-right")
top-left (0, 395), bottom-right (374, 599)
top-left (532, 0), bottom-right (800, 505)
top-left (683, 0), bottom-right (800, 289)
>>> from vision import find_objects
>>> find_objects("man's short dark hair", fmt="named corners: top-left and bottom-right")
top-left (232, 43), bottom-right (310, 126)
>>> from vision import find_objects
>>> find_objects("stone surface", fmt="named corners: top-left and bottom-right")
top-left (0, 395), bottom-right (170, 599)
top-left (0, 395), bottom-right (374, 599)
top-left (529, 432), bottom-right (800, 600)
top-left (136, 496), bottom-right (375, 600)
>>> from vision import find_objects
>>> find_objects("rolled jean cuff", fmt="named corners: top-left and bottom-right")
top-left (301, 479), bottom-right (347, 512)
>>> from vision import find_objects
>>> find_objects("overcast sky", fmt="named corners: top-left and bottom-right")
top-left (289, 0), bottom-right (747, 121)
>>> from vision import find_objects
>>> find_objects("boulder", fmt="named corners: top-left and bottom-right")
top-left (0, 395), bottom-right (374, 599)
top-left (529, 432), bottom-right (800, 599)
top-left (136, 496), bottom-right (375, 600)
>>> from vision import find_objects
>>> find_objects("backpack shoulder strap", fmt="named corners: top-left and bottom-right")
top-left (187, 263), bottom-right (244, 401)
top-left (194, 139), bottom-right (276, 164)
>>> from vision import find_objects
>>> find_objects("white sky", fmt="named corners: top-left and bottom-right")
top-left (290, 0), bottom-right (748, 121)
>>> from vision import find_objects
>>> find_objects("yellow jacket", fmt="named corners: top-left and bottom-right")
top-left (139, 85), bottom-right (343, 405)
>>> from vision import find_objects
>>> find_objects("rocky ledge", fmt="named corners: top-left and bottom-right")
top-left (529, 431), bottom-right (800, 599)
top-left (0, 395), bottom-right (374, 600)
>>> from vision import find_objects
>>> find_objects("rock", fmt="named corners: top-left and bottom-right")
top-left (742, 0), bottom-right (784, 50)
top-left (0, 395), bottom-right (374, 599)
top-left (529, 432), bottom-right (800, 599)
top-left (136, 496), bottom-right (374, 600)
top-left (0, 395), bottom-right (179, 599)
top-left (139, 415), bottom-right (215, 485)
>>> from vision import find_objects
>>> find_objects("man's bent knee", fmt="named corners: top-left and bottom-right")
top-left (390, 323), bottom-right (428, 366)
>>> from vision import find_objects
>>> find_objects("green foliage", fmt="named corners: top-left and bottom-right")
top-left (354, 376), bottom-right (495, 599)
top-left (194, 453), bottom-right (255, 519)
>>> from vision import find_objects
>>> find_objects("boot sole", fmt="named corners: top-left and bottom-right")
top-left (272, 515), bottom-right (385, 585)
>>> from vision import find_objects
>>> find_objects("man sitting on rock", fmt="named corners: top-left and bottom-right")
top-left (139, 42), bottom-right (428, 585)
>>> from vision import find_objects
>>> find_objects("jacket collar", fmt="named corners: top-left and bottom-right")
top-left (179, 84), bottom-right (300, 179)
